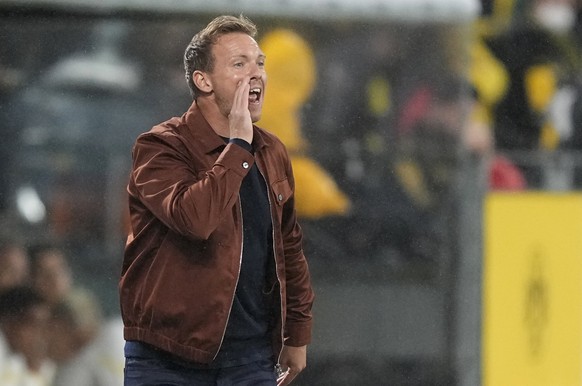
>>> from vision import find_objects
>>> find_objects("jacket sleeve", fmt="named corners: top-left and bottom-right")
top-left (279, 148), bottom-right (315, 347)
top-left (129, 132), bottom-right (254, 240)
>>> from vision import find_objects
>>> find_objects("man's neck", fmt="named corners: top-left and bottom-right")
top-left (196, 98), bottom-right (229, 138)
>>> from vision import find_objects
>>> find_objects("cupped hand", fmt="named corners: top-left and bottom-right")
top-left (229, 76), bottom-right (253, 144)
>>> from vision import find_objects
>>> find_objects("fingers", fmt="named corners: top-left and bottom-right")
top-left (229, 76), bottom-right (253, 143)
top-left (278, 365), bottom-right (303, 386)
top-left (278, 345), bottom-right (307, 385)
top-left (280, 369), bottom-right (298, 386)
top-left (232, 76), bottom-right (250, 113)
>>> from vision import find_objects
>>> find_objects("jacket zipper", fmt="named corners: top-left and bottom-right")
top-left (212, 196), bottom-right (244, 360)
top-left (257, 162), bottom-right (285, 365)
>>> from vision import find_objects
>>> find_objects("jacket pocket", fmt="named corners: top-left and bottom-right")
top-left (271, 178), bottom-right (292, 207)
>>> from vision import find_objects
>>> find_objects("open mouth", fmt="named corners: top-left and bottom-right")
top-left (249, 87), bottom-right (262, 104)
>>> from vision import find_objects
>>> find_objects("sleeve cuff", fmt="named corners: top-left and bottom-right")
top-left (229, 138), bottom-right (253, 153)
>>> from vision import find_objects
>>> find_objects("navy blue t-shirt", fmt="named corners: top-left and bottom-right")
top-left (214, 138), bottom-right (275, 367)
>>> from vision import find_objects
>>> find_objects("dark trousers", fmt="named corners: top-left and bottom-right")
top-left (124, 357), bottom-right (277, 386)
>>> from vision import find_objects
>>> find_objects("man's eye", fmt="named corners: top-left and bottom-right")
top-left (234, 62), bottom-right (244, 68)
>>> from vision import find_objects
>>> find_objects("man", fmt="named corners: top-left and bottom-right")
top-left (0, 286), bottom-right (55, 386)
top-left (48, 289), bottom-right (123, 386)
top-left (119, 15), bottom-right (314, 385)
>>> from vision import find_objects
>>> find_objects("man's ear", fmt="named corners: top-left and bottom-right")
top-left (193, 71), bottom-right (212, 93)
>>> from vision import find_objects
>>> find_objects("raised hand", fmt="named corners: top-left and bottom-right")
top-left (228, 76), bottom-right (253, 144)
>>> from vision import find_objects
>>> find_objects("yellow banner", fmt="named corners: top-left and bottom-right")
top-left (483, 193), bottom-right (582, 386)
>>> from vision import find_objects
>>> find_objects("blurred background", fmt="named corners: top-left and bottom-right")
top-left (1, 0), bottom-right (582, 385)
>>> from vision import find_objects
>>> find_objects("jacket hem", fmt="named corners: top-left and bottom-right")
top-left (124, 326), bottom-right (216, 364)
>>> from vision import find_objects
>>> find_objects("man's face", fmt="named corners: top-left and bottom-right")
top-left (0, 246), bottom-right (29, 290)
top-left (32, 251), bottom-right (72, 305)
top-left (206, 32), bottom-right (267, 123)
top-left (5, 304), bottom-right (50, 362)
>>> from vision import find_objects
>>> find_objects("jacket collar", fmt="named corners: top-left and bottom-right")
top-left (183, 101), bottom-right (268, 154)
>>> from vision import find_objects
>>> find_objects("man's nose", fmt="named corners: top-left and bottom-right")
top-left (249, 63), bottom-right (263, 80)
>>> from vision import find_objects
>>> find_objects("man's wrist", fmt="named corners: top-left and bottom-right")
top-left (229, 138), bottom-right (253, 153)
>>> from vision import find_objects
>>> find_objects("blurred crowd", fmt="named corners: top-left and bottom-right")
top-left (299, 0), bottom-right (582, 275)
top-left (0, 0), bottom-right (580, 274)
top-left (0, 237), bottom-right (124, 386)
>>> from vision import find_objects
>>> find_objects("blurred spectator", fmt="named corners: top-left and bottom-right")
top-left (0, 285), bottom-right (54, 386)
top-left (28, 242), bottom-right (126, 383)
top-left (259, 28), bottom-right (350, 219)
top-left (489, 154), bottom-right (528, 190)
top-left (29, 244), bottom-right (72, 308)
top-left (48, 289), bottom-right (123, 386)
top-left (0, 238), bottom-right (29, 293)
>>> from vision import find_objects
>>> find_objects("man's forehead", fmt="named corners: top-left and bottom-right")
top-left (214, 32), bottom-right (261, 53)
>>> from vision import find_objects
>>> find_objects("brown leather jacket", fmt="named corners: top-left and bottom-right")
top-left (119, 102), bottom-right (314, 364)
